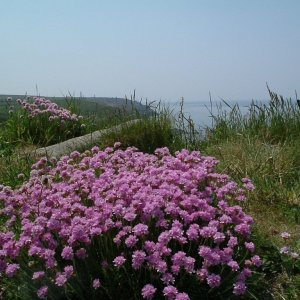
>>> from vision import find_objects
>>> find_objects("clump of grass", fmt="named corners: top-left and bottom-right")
top-left (88, 98), bottom-right (202, 155)
top-left (206, 86), bottom-right (300, 144)
top-left (0, 150), bottom-right (34, 189)
top-left (97, 102), bottom-right (175, 154)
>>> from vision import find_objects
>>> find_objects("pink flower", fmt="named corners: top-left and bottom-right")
top-left (0, 146), bottom-right (259, 298)
top-left (55, 273), bottom-right (67, 286)
top-left (5, 263), bottom-right (19, 277)
top-left (175, 292), bottom-right (190, 300)
top-left (233, 281), bottom-right (247, 295)
top-left (242, 178), bottom-right (255, 191)
top-left (235, 223), bottom-right (251, 236)
top-left (76, 248), bottom-right (87, 259)
top-left (228, 260), bottom-right (240, 272)
top-left (245, 242), bottom-right (255, 253)
top-left (281, 232), bottom-right (291, 240)
top-left (93, 278), bottom-right (101, 289)
top-left (37, 285), bottom-right (48, 299)
top-left (184, 256), bottom-right (195, 273)
top-left (213, 232), bottom-right (225, 244)
top-left (238, 268), bottom-right (252, 281)
top-left (280, 246), bottom-right (290, 254)
top-left (161, 273), bottom-right (175, 285)
top-left (207, 274), bottom-right (221, 288)
top-left (196, 268), bottom-right (209, 281)
top-left (64, 265), bottom-right (74, 278)
top-left (186, 224), bottom-right (199, 241)
top-left (132, 250), bottom-right (146, 269)
top-left (227, 236), bottom-right (238, 248)
top-left (113, 255), bottom-right (126, 267)
top-left (163, 285), bottom-right (178, 299)
top-left (61, 246), bottom-right (74, 260)
top-left (132, 224), bottom-right (149, 236)
top-left (125, 235), bottom-right (138, 248)
top-left (141, 284), bottom-right (157, 299)
top-left (32, 271), bottom-right (45, 280)
top-left (251, 255), bottom-right (262, 267)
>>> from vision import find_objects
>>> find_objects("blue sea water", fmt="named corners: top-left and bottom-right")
top-left (169, 100), bottom-right (266, 128)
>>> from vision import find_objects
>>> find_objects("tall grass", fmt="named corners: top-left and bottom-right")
top-left (199, 89), bottom-right (300, 299)
top-left (206, 87), bottom-right (300, 144)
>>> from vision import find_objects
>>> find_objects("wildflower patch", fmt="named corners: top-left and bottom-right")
top-left (0, 145), bottom-right (260, 299)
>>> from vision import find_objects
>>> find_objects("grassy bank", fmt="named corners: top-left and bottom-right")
top-left (0, 90), bottom-right (299, 299)
top-left (201, 90), bottom-right (300, 298)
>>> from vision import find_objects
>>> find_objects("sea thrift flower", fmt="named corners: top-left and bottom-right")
top-left (280, 246), bottom-right (290, 254)
top-left (233, 281), bottom-right (247, 295)
top-left (17, 97), bottom-right (81, 122)
top-left (55, 273), bottom-right (68, 286)
top-left (32, 271), bottom-right (45, 280)
top-left (132, 224), bottom-right (149, 236)
top-left (197, 268), bottom-right (209, 281)
top-left (238, 268), bottom-right (252, 281)
top-left (161, 273), bottom-right (175, 285)
top-left (175, 292), bottom-right (190, 300)
top-left (125, 235), bottom-right (138, 248)
top-left (5, 263), bottom-right (20, 277)
top-left (37, 285), bottom-right (48, 299)
top-left (141, 284), bottom-right (157, 299)
top-left (245, 242), bottom-right (255, 253)
top-left (101, 260), bottom-right (109, 268)
top-left (93, 278), bottom-right (101, 289)
top-left (251, 255), bottom-right (262, 267)
top-left (228, 236), bottom-right (238, 248)
top-left (163, 285), bottom-right (178, 299)
top-left (207, 274), bottom-right (221, 287)
top-left (228, 260), bottom-right (240, 271)
top-left (76, 248), bottom-right (87, 259)
top-left (64, 265), bottom-right (74, 278)
top-left (0, 146), bottom-right (260, 298)
top-left (281, 232), bottom-right (291, 240)
top-left (186, 224), bottom-right (199, 240)
top-left (113, 255), bottom-right (126, 267)
top-left (61, 246), bottom-right (74, 260)
top-left (213, 232), bottom-right (225, 244)
top-left (132, 250), bottom-right (146, 269)
top-left (242, 178), bottom-right (255, 191)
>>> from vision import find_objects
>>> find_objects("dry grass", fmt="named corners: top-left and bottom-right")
top-left (204, 136), bottom-right (300, 245)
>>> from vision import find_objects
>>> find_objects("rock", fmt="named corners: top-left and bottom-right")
top-left (34, 119), bottom-right (141, 158)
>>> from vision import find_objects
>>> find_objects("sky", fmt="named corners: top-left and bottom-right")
top-left (0, 0), bottom-right (299, 102)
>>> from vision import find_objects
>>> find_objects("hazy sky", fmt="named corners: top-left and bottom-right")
top-left (1, 0), bottom-right (299, 102)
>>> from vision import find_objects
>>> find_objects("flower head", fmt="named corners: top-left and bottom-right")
top-left (141, 284), bottom-right (157, 299)
top-left (93, 278), bottom-right (101, 289)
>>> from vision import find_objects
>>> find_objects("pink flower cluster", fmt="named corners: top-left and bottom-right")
top-left (16, 97), bottom-right (82, 122)
top-left (0, 145), bottom-right (260, 299)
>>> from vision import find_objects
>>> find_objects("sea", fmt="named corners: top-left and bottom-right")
top-left (168, 99), bottom-right (267, 128)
